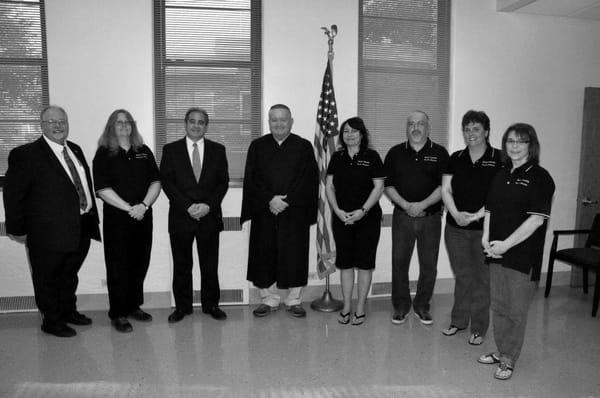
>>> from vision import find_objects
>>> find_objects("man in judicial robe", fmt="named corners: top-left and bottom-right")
top-left (241, 104), bottom-right (318, 318)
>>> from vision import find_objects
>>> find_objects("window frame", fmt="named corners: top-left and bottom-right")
top-left (0, 0), bottom-right (49, 186)
top-left (357, 0), bottom-right (451, 152)
top-left (153, 0), bottom-right (262, 186)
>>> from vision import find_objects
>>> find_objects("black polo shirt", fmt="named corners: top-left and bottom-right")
top-left (485, 161), bottom-right (555, 281)
top-left (384, 139), bottom-right (449, 214)
top-left (93, 144), bottom-right (160, 205)
top-left (327, 148), bottom-right (385, 212)
top-left (444, 146), bottom-right (501, 230)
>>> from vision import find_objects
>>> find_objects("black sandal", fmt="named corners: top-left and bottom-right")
top-left (338, 311), bottom-right (351, 325)
top-left (351, 312), bottom-right (365, 326)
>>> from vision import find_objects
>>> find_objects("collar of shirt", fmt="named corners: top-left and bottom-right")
top-left (404, 138), bottom-right (433, 153)
top-left (186, 136), bottom-right (205, 165)
top-left (510, 160), bottom-right (535, 175)
top-left (457, 144), bottom-right (497, 162)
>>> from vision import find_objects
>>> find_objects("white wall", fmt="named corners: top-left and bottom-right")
top-left (2, 0), bottom-right (600, 302)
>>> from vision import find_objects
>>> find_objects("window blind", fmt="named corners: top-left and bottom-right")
top-left (0, 0), bottom-right (48, 181)
top-left (358, 0), bottom-right (450, 153)
top-left (154, 0), bottom-right (262, 183)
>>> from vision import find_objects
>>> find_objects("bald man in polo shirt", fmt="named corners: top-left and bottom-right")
top-left (384, 111), bottom-right (449, 325)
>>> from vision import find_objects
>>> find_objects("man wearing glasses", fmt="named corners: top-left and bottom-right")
top-left (384, 111), bottom-right (449, 326)
top-left (4, 105), bottom-right (101, 337)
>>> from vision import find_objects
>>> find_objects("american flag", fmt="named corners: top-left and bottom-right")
top-left (313, 59), bottom-right (338, 279)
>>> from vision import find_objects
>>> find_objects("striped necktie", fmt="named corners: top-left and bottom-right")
top-left (62, 146), bottom-right (88, 211)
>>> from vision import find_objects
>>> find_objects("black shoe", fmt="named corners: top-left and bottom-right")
top-left (391, 311), bottom-right (407, 325)
top-left (414, 309), bottom-right (433, 325)
top-left (41, 321), bottom-right (77, 337)
top-left (168, 309), bottom-right (191, 323)
top-left (64, 311), bottom-right (92, 326)
top-left (112, 317), bottom-right (133, 333)
top-left (202, 306), bottom-right (227, 320)
top-left (129, 308), bottom-right (152, 322)
top-left (252, 304), bottom-right (278, 317)
top-left (286, 304), bottom-right (306, 318)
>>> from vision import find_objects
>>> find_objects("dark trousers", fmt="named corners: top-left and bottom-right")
top-left (170, 229), bottom-right (220, 311)
top-left (445, 224), bottom-right (490, 335)
top-left (27, 221), bottom-right (91, 324)
top-left (103, 210), bottom-right (153, 319)
top-left (490, 263), bottom-right (537, 367)
top-left (391, 210), bottom-right (441, 313)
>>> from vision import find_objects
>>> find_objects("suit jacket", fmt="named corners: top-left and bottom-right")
top-left (160, 138), bottom-right (229, 235)
top-left (4, 137), bottom-right (101, 252)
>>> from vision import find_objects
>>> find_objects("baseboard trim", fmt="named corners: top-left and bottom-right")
top-left (0, 271), bottom-right (575, 313)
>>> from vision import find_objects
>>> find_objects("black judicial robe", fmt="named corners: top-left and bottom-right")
top-left (241, 133), bottom-right (319, 289)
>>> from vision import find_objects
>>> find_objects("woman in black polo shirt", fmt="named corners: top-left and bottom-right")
top-left (93, 109), bottom-right (161, 333)
top-left (478, 123), bottom-right (554, 380)
top-left (441, 110), bottom-right (500, 345)
top-left (325, 117), bottom-right (385, 326)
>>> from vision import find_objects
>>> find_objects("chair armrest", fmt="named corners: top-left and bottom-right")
top-left (553, 229), bottom-right (591, 236)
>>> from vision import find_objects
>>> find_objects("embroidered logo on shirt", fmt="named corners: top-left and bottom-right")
top-left (481, 161), bottom-right (497, 167)
top-left (423, 156), bottom-right (438, 162)
top-left (515, 178), bottom-right (530, 187)
top-left (356, 160), bottom-right (370, 167)
top-left (135, 153), bottom-right (148, 159)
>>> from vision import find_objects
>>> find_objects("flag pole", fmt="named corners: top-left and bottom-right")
top-left (311, 24), bottom-right (343, 313)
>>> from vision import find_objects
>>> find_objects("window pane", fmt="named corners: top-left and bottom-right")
top-left (363, 17), bottom-right (438, 69)
top-left (0, 0), bottom-right (47, 177)
top-left (164, 66), bottom-right (252, 121)
top-left (165, 8), bottom-right (251, 61)
top-left (0, 65), bottom-right (45, 118)
top-left (0, 2), bottom-right (43, 58)
top-left (363, 0), bottom-right (437, 20)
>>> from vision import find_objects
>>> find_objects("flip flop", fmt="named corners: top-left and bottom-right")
top-left (351, 312), bottom-right (365, 326)
top-left (469, 333), bottom-right (484, 345)
top-left (494, 362), bottom-right (514, 380)
top-left (442, 325), bottom-right (465, 336)
top-left (478, 353), bottom-right (500, 365)
top-left (338, 311), bottom-right (351, 325)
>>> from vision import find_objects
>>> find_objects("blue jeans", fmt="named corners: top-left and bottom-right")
top-left (444, 224), bottom-right (490, 335)
top-left (490, 263), bottom-right (538, 367)
top-left (391, 210), bottom-right (441, 313)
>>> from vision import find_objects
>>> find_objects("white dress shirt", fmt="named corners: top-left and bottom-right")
top-left (185, 136), bottom-right (205, 171)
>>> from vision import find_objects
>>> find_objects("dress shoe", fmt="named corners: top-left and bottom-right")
top-left (168, 309), bottom-right (191, 323)
top-left (285, 304), bottom-right (306, 318)
top-left (112, 317), bottom-right (133, 333)
top-left (129, 308), bottom-right (152, 322)
top-left (41, 321), bottom-right (77, 337)
top-left (202, 306), bottom-right (227, 320)
top-left (64, 311), bottom-right (92, 326)
top-left (252, 304), bottom-right (278, 317)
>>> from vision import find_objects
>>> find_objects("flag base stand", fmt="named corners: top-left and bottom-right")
top-left (310, 276), bottom-right (343, 312)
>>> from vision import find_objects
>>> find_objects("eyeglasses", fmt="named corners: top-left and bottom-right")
top-left (115, 121), bottom-right (134, 127)
top-left (407, 121), bottom-right (427, 128)
top-left (506, 139), bottom-right (530, 146)
top-left (43, 119), bottom-right (67, 126)
top-left (187, 119), bottom-right (206, 126)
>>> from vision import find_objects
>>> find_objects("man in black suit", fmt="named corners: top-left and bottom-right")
top-left (4, 105), bottom-right (101, 337)
top-left (160, 107), bottom-right (229, 323)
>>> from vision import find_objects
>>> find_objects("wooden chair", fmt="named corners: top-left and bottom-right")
top-left (545, 214), bottom-right (600, 317)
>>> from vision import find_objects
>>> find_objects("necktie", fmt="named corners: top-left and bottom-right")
top-left (192, 143), bottom-right (202, 182)
top-left (62, 147), bottom-right (88, 211)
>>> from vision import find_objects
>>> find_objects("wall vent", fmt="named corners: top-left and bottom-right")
top-left (192, 289), bottom-right (244, 305)
top-left (0, 296), bottom-right (38, 313)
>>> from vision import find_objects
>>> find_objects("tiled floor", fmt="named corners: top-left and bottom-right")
top-left (1, 286), bottom-right (599, 398)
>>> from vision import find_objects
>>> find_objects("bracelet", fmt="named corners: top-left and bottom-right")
top-left (141, 202), bottom-right (149, 210)
top-left (361, 207), bottom-right (368, 214)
